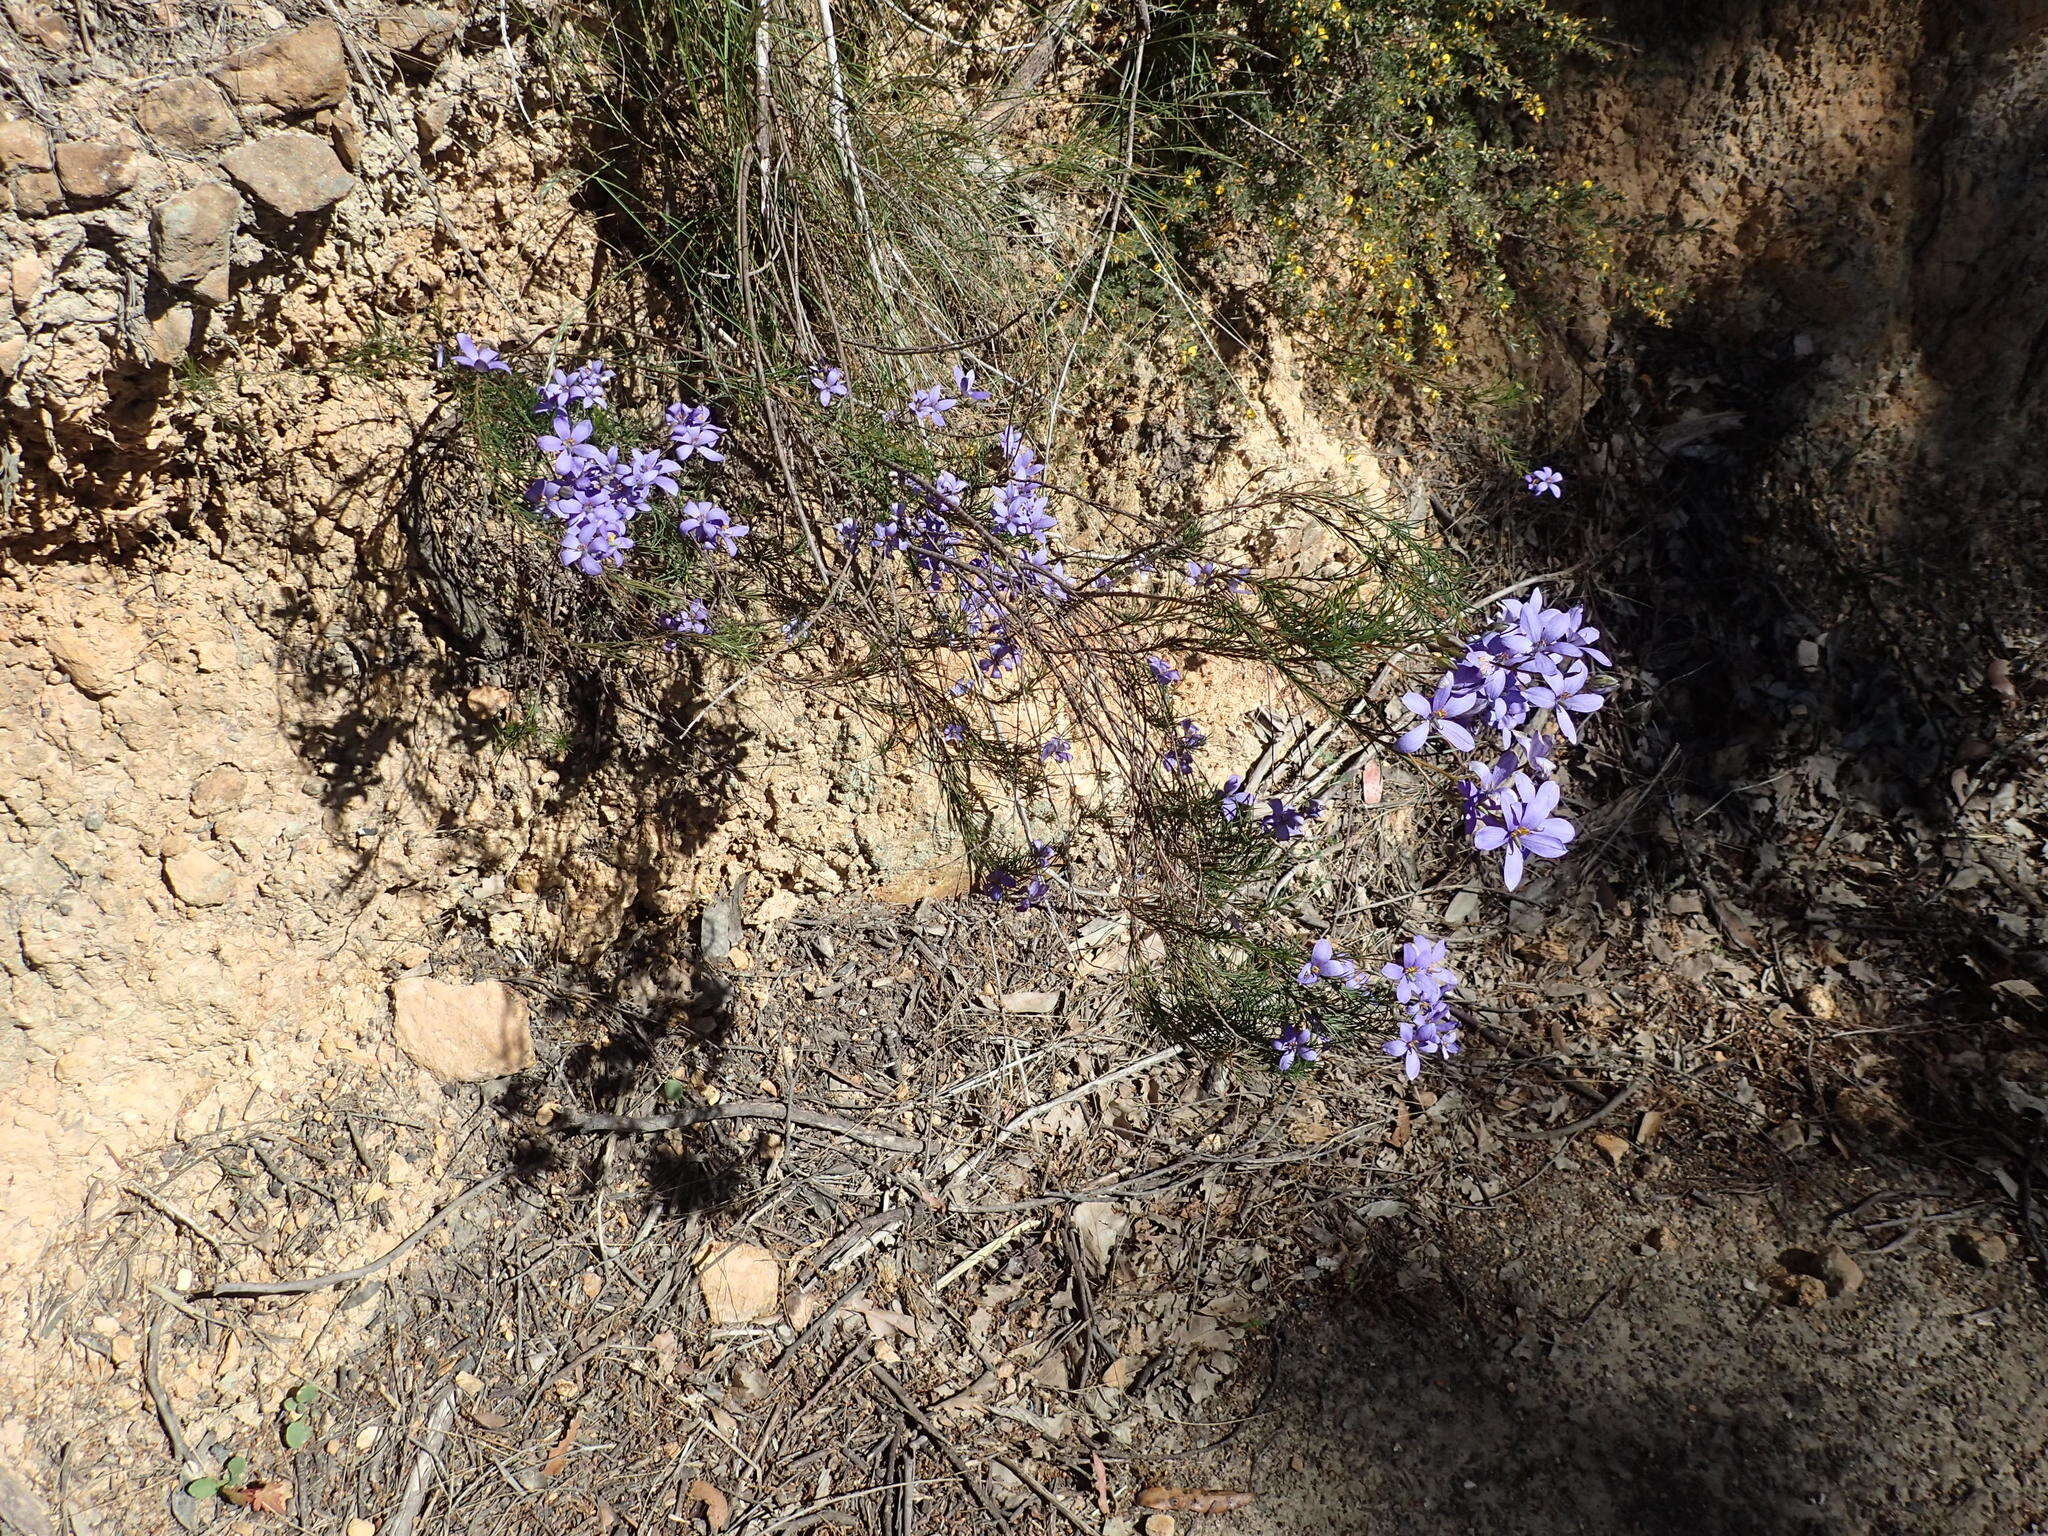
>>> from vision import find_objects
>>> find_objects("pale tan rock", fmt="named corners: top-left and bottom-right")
top-left (163, 848), bottom-right (235, 906)
top-left (463, 684), bottom-right (515, 718)
top-left (390, 977), bottom-right (534, 1081)
top-left (693, 1241), bottom-right (780, 1324)
top-left (212, 20), bottom-right (351, 116)
top-left (134, 78), bottom-right (242, 153)
top-left (222, 131), bottom-right (354, 219)
top-left (190, 765), bottom-right (248, 816)
top-left (375, 6), bottom-right (462, 69)
top-left (0, 118), bottom-right (52, 172)
top-left (151, 182), bottom-right (241, 289)
top-left (11, 171), bottom-right (61, 218)
top-left (44, 623), bottom-right (142, 696)
top-left (54, 142), bottom-right (140, 202)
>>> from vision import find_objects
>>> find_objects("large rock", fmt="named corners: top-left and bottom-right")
top-left (212, 21), bottom-right (351, 117)
top-left (54, 142), bottom-right (140, 203)
top-left (391, 977), bottom-right (535, 1082)
top-left (150, 182), bottom-right (240, 291)
top-left (222, 131), bottom-right (354, 219)
top-left (134, 78), bottom-right (241, 153)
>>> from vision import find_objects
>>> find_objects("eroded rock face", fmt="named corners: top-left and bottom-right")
top-left (391, 978), bottom-right (535, 1082)
top-left (211, 20), bottom-right (352, 118)
top-left (222, 131), bottom-right (355, 219)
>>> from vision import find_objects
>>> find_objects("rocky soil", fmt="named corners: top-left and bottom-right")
top-left (4, 1), bottom-right (2048, 1534)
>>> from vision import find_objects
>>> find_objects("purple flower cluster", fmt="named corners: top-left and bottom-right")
top-left (463, 343), bottom-right (747, 580)
top-left (1380, 933), bottom-right (1461, 1080)
top-left (1257, 795), bottom-right (1325, 843)
top-left (812, 365), bottom-right (848, 407)
top-left (1161, 718), bottom-right (1207, 775)
top-left (1395, 587), bottom-right (1611, 890)
top-left (982, 840), bottom-right (1057, 912)
top-left (659, 600), bottom-right (711, 648)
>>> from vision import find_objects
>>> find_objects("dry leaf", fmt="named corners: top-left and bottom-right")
top-left (1137, 1488), bottom-right (1254, 1513)
top-left (688, 1478), bottom-right (732, 1532)
top-left (693, 1242), bottom-right (781, 1324)
top-left (541, 1413), bottom-right (582, 1479)
top-left (578, 1270), bottom-right (604, 1301)
top-left (999, 990), bottom-right (1062, 1014)
top-left (243, 1481), bottom-right (290, 1516)
top-left (1070, 1202), bottom-right (1129, 1272)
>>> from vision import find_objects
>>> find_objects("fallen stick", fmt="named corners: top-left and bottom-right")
top-left (196, 1171), bottom-right (507, 1300)
top-left (385, 1363), bottom-right (468, 1536)
top-left (1494, 1081), bottom-right (1642, 1143)
top-left (553, 1101), bottom-right (923, 1155)
top-left (867, 1357), bottom-right (1012, 1533)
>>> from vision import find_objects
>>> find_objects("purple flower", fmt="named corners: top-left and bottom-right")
top-left (536, 414), bottom-right (598, 475)
top-left (1147, 655), bottom-right (1182, 686)
top-left (1260, 798), bottom-right (1311, 842)
top-left (978, 638), bottom-right (1021, 678)
top-left (811, 365), bottom-right (849, 406)
top-left (665, 403), bottom-right (727, 463)
top-left (1525, 466), bottom-right (1563, 497)
top-left (446, 333), bottom-right (511, 372)
top-left (1396, 678), bottom-right (1478, 755)
top-left (1521, 665), bottom-right (1605, 744)
top-left (1218, 775), bottom-right (1253, 821)
top-left (1272, 1021), bottom-right (1325, 1072)
top-left (1295, 938), bottom-right (1361, 988)
top-left (677, 499), bottom-right (750, 556)
top-left (1041, 736), bottom-right (1072, 764)
top-left (537, 360), bottom-right (614, 414)
top-left (992, 482), bottom-right (1056, 541)
top-left (1380, 932), bottom-right (1456, 1005)
top-left (620, 448), bottom-right (682, 499)
top-left (908, 384), bottom-right (959, 429)
top-left (940, 722), bottom-right (966, 743)
top-left (1383, 1014), bottom-right (1454, 1080)
top-left (660, 601), bottom-right (712, 647)
top-left (1472, 777), bottom-right (1575, 890)
top-left (951, 364), bottom-right (991, 403)
top-left (1161, 717), bottom-right (1207, 775)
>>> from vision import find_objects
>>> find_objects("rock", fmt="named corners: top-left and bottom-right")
top-left (163, 849), bottom-right (235, 906)
top-left (1592, 1132), bottom-right (1630, 1168)
top-left (391, 977), bottom-right (534, 1082)
top-left (1644, 1225), bottom-right (1679, 1253)
top-left (1953, 1229), bottom-right (2009, 1267)
top-left (463, 684), bottom-right (516, 718)
top-left (134, 78), bottom-right (242, 153)
top-left (0, 117), bottom-right (52, 171)
top-left (11, 171), bottom-right (61, 217)
top-left (190, 765), bottom-right (249, 816)
top-left (1142, 1517), bottom-right (1178, 1536)
top-left (1817, 1243), bottom-right (1864, 1297)
top-left (54, 141), bottom-right (140, 203)
top-left (147, 304), bottom-right (197, 365)
top-left (222, 131), bottom-right (354, 218)
top-left (213, 20), bottom-right (351, 117)
top-left (374, 6), bottom-right (462, 69)
top-left (693, 1241), bottom-right (780, 1324)
top-left (999, 989), bottom-right (1062, 1014)
top-left (151, 182), bottom-right (241, 290)
top-left (45, 623), bottom-right (142, 696)
top-left (5, 0), bottom-right (71, 49)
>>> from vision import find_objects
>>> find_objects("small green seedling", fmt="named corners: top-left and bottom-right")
top-left (186, 1452), bottom-right (249, 1502)
top-left (280, 1382), bottom-right (320, 1451)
